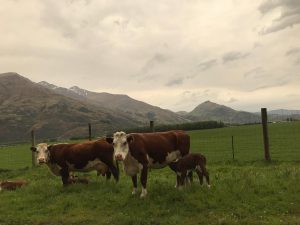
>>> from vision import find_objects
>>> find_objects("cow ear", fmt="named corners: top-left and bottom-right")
top-left (30, 146), bottom-right (36, 152)
top-left (126, 135), bottom-right (134, 143)
top-left (106, 137), bottom-right (113, 144)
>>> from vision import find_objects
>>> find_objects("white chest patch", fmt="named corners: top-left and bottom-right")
top-left (66, 159), bottom-right (108, 173)
top-left (123, 153), bottom-right (143, 176)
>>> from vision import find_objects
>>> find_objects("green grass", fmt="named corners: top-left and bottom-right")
top-left (0, 162), bottom-right (299, 225)
top-left (0, 122), bottom-right (300, 225)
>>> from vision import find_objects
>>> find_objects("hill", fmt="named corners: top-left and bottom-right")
top-left (0, 73), bottom-right (187, 143)
top-left (0, 73), bottom-right (141, 143)
top-left (38, 81), bottom-right (187, 124)
top-left (184, 101), bottom-right (261, 124)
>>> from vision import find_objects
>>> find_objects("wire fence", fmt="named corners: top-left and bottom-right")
top-left (0, 121), bottom-right (299, 170)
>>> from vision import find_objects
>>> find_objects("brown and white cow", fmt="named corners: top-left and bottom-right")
top-left (30, 139), bottom-right (119, 186)
top-left (169, 153), bottom-right (210, 189)
top-left (106, 130), bottom-right (190, 197)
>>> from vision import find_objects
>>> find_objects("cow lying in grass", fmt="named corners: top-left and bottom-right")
top-left (0, 180), bottom-right (28, 191)
top-left (169, 153), bottom-right (210, 188)
top-left (30, 140), bottom-right (119, 186)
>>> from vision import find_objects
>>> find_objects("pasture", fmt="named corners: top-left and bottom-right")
top-left (0, 122), bottom-right (300, 225)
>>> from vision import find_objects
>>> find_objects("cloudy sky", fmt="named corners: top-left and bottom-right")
top-left (1, 0), bottom-right (300, 112)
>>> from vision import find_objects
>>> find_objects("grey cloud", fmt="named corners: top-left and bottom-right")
top-left (197, 59), bottom-right (218, 71)
top-left (141, 53), bottom-right (168, 74)
top-left (222, 51), bottom-right (250, 63)
top-left (41, 1), bottom-right (77, 38)
top-left (286, 47), bottom-right (300, 64)
top-left (244, 67), bottom-right (265, 78)
top-left (165, 78), bottom-right (183, 87)
top-left (286, 47), bottom-right (300, 56)
top-left (251, 81), bottom-right (289, 91)
top-left (259, 0), bottom-right (300, 34)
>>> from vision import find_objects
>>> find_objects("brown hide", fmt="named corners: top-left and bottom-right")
top-left (46, 140), bottom-right (119, 185)
top-left (128, 130), bottom-right (190, 165)
top-left (171, 153), bottom-right (210, 187)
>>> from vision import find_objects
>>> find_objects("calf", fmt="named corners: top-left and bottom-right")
top-left (106, 130), bottom-right (190, 197)
top-left (68, 175), bottom-right (89, 184)
top-left (169, 153), bottom-right (210, 188)
top-left (0, 180), bottom-right (28, 191)
top-left (30, 139), bottom-right (119, 186)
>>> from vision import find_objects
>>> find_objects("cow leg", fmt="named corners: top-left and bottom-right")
top-left (131, 175), bottom-right (138, 195)
top-left (199, 164), bottom-right (210, 188)
top-left (179, 171), bottom-right (187, 190)
top-left (187, 171), bottom-right (193, 184)
top-left (168, 164), bottom-right (180, 188)
top-left (105, 170), bottom-right (112, 181)
top-left (106, 162), bottom-right (119, 182)
top-left (195, 169), bottom-right (204, 185)
top-left (60, 167), bottom-right (70, 186)
top-left (140, 165), bottom-right (148, 198)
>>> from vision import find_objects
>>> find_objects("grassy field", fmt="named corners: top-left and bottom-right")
top-left (0, 122), bottom-right (299, 225)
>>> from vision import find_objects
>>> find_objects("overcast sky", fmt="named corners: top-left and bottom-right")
top-left (1, 0), bottom-right (300, 112)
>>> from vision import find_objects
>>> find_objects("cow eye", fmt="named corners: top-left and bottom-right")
top-left (122, 142), bottom-right (127, 146)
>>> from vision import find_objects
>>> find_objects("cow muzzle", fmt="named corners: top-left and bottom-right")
top-left (38, 158), bottom-right (46, 164)
top-left (115, 154), bottom-right (123, 161)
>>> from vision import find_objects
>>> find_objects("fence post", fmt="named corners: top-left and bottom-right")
top-left (31, 130), bottom-right (36, 167)
top-left (261, 108), bottom-right (271, 161)
top-left (231, 135), bottom-right (235, 160)
top-left (150, 121), bottom-right (154, 132)
top-left (88, 123), bottom-right (92, 141)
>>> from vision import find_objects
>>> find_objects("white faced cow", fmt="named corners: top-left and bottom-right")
top-left (31, 140), bottom-right (119, 185)
top-left (106, 130), bottom-right (190, 197)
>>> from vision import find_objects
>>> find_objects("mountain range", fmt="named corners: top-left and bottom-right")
top-left (0, 72), bottom-right (299, 143)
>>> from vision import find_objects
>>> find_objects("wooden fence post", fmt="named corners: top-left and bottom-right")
top-left (261, 108), bottom-right (271, 161)
top-left (150, 121), bottom-right (154, 132)
top-left (31, 130), bottom-right (36, 167)
top-left (231, 135), bottom-right (235, 160)
top-left (88, 123), bottom-right (92, 141)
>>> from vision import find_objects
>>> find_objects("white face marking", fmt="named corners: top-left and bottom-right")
top-left (140, 188), bottom-right (147, 198)
top-left (112, 131), bottom-right (129, 161)
top-left (35, 143), bottom-right (50, 164)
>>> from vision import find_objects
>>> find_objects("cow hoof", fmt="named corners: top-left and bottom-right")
top-left (140, 188), bottom-right (147, 198)
top-left (207, 184), bottom-right (211, 189)
top-left (132, 188), bottom-right (137, 195)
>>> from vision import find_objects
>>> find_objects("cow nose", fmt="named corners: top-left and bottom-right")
top-left (38, 158), bottom-right (46, 164)
top-left (115, 154), bottom-right (123, 161)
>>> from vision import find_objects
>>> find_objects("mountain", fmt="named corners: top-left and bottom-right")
top-left (38, 81), bottom-right (187, 124)
top-left (0, 73), bottom-right (143, 143)
top-left (183, 101), bottom-right (261, 124)
top-left (0, 73), bottom-right (187, 143)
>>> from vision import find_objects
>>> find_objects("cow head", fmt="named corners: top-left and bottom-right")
top-left (30, 143), bottom-right (50, 165)
top-left (106, 131), bottom-right (133, 161)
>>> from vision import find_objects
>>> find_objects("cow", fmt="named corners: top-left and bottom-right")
top-left (0, 180), bottom-right (28, 191)
top-left (106, 130), bottom-right (190, 198)
top-left (30, 139), bottom-right (119, 186)
top-left (169, 153), bottom-right (210, 189)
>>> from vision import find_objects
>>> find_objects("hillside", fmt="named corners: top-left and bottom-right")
top-left (0, 73), bottom-right (141, 143)
top-left (38, 81), bottom-right (187, 124)
top-left (184, 101), bottom-right (261, 124)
